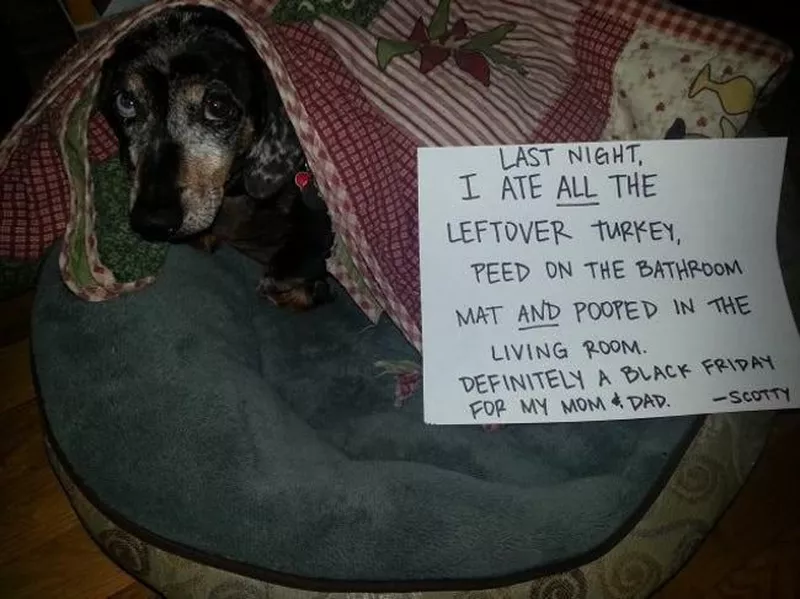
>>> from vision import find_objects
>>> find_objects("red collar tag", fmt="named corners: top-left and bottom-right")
top-left (294, 171), bottom-right (312, 190)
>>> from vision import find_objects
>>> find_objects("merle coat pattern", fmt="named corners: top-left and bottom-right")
top-left (98, 6), bottom-right (333, 309)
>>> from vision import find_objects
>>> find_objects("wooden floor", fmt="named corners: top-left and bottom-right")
top-left (0, 292), bottom-right (155, 599)
top-left (0, 292), bottom-right (798, 598)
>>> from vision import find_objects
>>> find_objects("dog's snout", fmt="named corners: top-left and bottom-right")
top-left (130, 203), bottom-right (183, 241)
top-left (130, 141), bottom-right (184, 241)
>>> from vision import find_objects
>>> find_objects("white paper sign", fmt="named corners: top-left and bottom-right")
top-left (418, 137), bottom-right (800, 425)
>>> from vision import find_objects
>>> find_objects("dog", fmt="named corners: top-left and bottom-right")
top-left (97, 6), bottom-right (333, 309)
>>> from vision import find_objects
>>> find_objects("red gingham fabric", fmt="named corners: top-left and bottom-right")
top-left (597, 0), bottom-right (791, 63)
top-left (533, 7), bottom-right (636, 143)
top-left (271, 25), bottom-right (422, 336)
top-left (88, 115), bottom-right (119, 163)
top-left (0, 0), bottom-right (791, 349)
top-left (0, 123), bottom-right (70, 260)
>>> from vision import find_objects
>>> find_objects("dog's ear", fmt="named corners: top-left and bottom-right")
top-left (241, 65), bottom-right (304, 200)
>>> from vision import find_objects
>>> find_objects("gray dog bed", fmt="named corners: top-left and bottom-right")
top-left (32, 242), bottom-right (702, 588)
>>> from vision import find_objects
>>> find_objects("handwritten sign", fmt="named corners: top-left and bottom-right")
top-left (418, 138), bottom-right (800, 425)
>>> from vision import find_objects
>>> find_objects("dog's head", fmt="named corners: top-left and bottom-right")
top-left (98, 7), bottom-right (303, 241)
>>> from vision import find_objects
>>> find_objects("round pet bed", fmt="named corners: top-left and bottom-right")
top-left (6, 0), bottom-right (794, 594)
top-left (32, 243), bottom-right (775, 598)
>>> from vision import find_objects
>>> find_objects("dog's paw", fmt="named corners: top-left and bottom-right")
top-left (257, 276), bottom-right (332, 311)
top-left (188, 233), bottom-right (219, 253)
top-left (309, 279), bottom-right (334, 305)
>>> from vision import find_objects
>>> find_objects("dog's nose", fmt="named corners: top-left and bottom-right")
top-left (129, 203), bottom-right (182, 242)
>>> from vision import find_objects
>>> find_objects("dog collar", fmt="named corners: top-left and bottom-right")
top-left (294, 168), bottom-right (312, 191)
top-left (294, 162), bottom-right (327, 212)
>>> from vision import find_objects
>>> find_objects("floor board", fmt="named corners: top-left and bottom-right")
top-left (653, 412), bottom-right (800, 599)
top-left (0, 296), bottom-right (143, 598)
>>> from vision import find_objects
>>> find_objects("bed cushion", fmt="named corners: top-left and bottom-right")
top-left (33, 242), bottom-right (701, 583)
top-left (45, 408), bottom-right (774, 597)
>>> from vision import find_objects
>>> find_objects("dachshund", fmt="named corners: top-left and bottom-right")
top-left (97, 6), bottom-right (333, 309)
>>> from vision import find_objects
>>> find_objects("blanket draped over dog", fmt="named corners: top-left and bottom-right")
top-left (0, 0), bottom-right (792, 352)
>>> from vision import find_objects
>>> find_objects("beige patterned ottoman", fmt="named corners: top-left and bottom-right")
top-left (44, 412), bottom-right (773, 599)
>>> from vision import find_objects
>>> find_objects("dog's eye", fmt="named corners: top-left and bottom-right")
top-left (203, 96), bottom-right (236, 122)
top-left (115, 92), bottom-right (137, 119)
